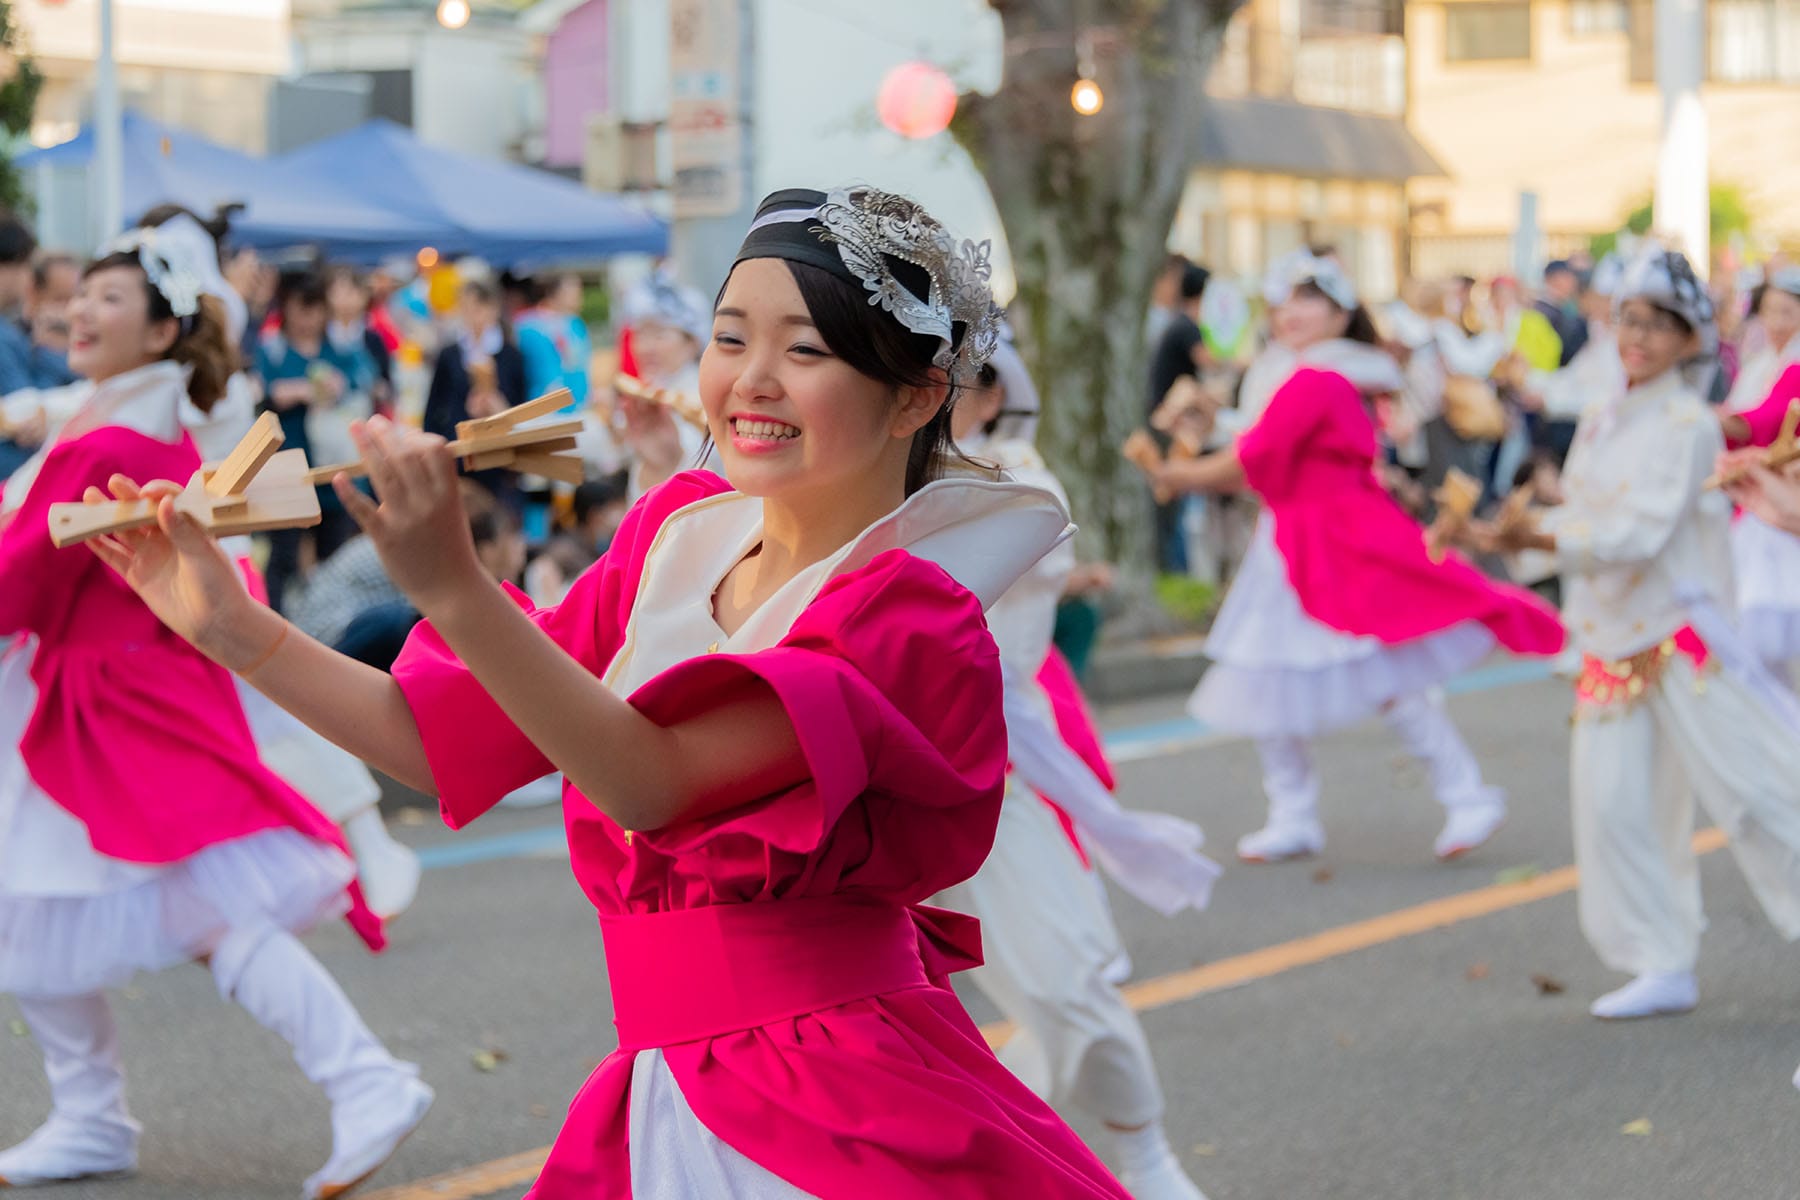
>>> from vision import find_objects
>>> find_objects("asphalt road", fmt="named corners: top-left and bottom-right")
top-left (4, 665), bottom-right (1799, 1200)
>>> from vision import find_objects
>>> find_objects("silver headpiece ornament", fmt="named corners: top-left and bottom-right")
top-left (807, 186), bottom-right (1002, 382)
top-left (101, 221), bottom-right (208, 322)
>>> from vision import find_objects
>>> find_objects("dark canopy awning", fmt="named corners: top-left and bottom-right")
top-left (1194, 96), bottom-right (1445, 183)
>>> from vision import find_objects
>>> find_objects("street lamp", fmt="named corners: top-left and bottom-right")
top-left (436, 0), bottom-right (471, 30)
top-left (1070, 29), bottom-right (1103, 116)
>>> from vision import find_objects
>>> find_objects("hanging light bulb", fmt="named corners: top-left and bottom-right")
top-left (1071, 78), bottom-right (1104, 115)
top-left (1071, 30), bottom-right (1103, 116)
top-left (436, 0), bottom-right (471, 30)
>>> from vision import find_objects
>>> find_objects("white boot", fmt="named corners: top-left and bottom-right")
top-left (1434, 795), bottom-right (1507, 861)
top-left (1589, 970), bottom-right (1699, 1020)
top-left (1240, 738), bottom-right (1326, 864)
top-left (212, 926), bottom-right (433, 1199)
top-left (1112, 1123), bottom-right (1208, 1200)
top-left (0, 994), bottom-right (139, 1187)
top-left (340, 808), bottom-right (421, 921)
top-left (252, 714), bottom-right (420, 922)
top-left (1383, 692), bottom-right (1506, 862)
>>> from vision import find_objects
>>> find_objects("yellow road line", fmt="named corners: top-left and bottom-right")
top-left (363, 1148), bottom-right (551, 1200)
top-left (367, 829), bottom-right (1729, 1200)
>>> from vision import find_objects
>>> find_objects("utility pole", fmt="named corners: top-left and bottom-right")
top-left (93, 0), bottom-right (124, 243)
top-left (1653, 0), bottom-right (1708, 274)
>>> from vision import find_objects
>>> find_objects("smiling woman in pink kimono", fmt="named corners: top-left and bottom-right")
top-left (85, 187), bottom-right (1133, 1199)
top-left (0, 222), bottom-right (428, 1199)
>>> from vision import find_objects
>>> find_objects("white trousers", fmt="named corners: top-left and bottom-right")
top-left (1572, 656), bottom-right (1800, 975)
top-left (1253, 689), bottom-right (1496, 826)
top-left (17, 924), bottom-right (402, 1140)
top-left (938, 786), bottom-right (1164, 1129)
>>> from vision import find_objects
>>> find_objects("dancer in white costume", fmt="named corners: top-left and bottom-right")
top-left (938, 342), bottom-right (1220, 1200)
top-left (1151, 253), bottom-right (1560, 865)
top-left (1716, 269), bottom-right (1800, 677)
top-left (1478, 246), bottom-right (1800, 1025)
top-left (0, 225), bottom-right (430, 1196)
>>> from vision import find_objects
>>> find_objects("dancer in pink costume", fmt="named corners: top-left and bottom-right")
top-left (0, 224), bottom-right (430, 1197)
top-left (1139, 253), bottom-right (1565, 865)
top-left (85, 187), bottom-right (1134, 1199)
top-left (1719, 279), bottom-right (1800, 677)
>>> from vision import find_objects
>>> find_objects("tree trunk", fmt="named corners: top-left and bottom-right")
top-left (956, 0), bottom-right (1241, 578)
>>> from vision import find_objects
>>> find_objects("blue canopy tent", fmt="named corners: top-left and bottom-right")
top-left (16, 111), bottom-right (448, 259)
top-left (273, 120), bottom-right (669, 266)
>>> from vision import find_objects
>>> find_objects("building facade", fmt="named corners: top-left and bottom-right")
top-left (1176, 0), bottom-right (1440, 303)
top-left (1407, 0), bottom-right (1800, 278)
top-left (20, 0), bottom-right (292, 154)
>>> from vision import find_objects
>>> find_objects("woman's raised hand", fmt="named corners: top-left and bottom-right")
top-left (85, 475), bottom-right (260, 661)
top-left (617, 388), bottom-right (683, 475)
top-left (329, 416), bottom-right (487, 613)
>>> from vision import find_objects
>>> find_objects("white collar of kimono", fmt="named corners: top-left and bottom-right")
top-left (667, 468), bottom-right (1073, 614)
top-left (1, 361), bottom-right (188, 515)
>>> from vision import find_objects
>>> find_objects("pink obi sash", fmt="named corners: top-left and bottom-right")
top-left (599, 897), bottom-right (979, 1051)
top-left (1576, 626), bottom-right (1712, 714)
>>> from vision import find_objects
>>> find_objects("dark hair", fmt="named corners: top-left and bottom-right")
top-left (1294, 281), bottom-right (1380, 345)
top-left (461, 278), bottom-right (502, 307)
top-left (573, 471), bottom-right (630, 524)
top-left (33, 252), bottom-right (77, 290)
top-left (83, 251), bottom-right (235, 412)
top-left (276, 270), bottom-right (328, 317)
top-left (0, 210), bottom-right (36, 266)
top-left (1178, 264), bottom-right (1210, 302)
top-left (503, 271), bottom-right (550, 308)
top-left (1544, 260), bottom-right (1577, 281)
top-left (777, 259), bottom-right (971, 494)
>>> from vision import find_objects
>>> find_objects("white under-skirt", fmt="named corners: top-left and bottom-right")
top-left (627, 1048), bottom-right (814, 1198)
top-left (1190, 516), bottom-right (1496, 739)
top-left (0, 637), bottom-right (354, 998)
top-left (1729, 513), bottom-right (1800, 669)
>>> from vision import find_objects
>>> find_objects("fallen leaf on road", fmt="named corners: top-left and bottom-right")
top-left (1530, 973), bottom-right (1566, 995)
top-left (1495, 864), bottom-right (1542, 886)
top-left (529, 1104), bottom-right (552, 1119)
top-left (1335, 1032), bottom-right (1355, 1048)
top-left (397, 807), bottom-right (431, 827)
top-left (1191, 1144), bottom-right (1218, 1157)
top-left (1311, 866), bottom-right (1334, 884)
top-left (1620, 1118), bottom-right (1652, 1136)
top-left (1466, 963), bottom-right (1490, 981)
top-left (8, 1019), bottom-right (24, 1037)
top-left (472, 1048), bottom-right (510, 1073)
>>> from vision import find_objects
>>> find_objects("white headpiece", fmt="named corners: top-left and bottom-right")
top-left (620, 267), bottom-right (712, 344)
top-left (100, 216), bottom-right (226, 326)
top-left (1614, 243), bottom-right (1718, 359)
top-left (1262, 249), bottom-right (1358, 312)
top-left (983, 334), bottom-right (1041, 445)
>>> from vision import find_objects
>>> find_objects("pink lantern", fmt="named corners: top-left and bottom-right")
top-left (877, 62), bottom-right (958, 140)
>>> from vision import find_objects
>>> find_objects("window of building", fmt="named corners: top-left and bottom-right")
top-left (1445, 2), bottom-right (1534, 62)
top-left (1569, 0), bottom-right (1628, 34)
top-left (1710, 0), bottom-right (1800, 83)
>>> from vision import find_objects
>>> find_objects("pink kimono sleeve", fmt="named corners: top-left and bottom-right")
top-left (626, 548), bottom-right (1007, 857)
top-left (391, 471), bottom-right (734, 829)
top-left (1235, 368), bottom-right (1346, 502)
top-left (1732, 363), bottom-right (1800, 448)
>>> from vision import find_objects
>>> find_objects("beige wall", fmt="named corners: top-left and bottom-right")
top-left (1407, 0), bottom-right (1800, 248)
